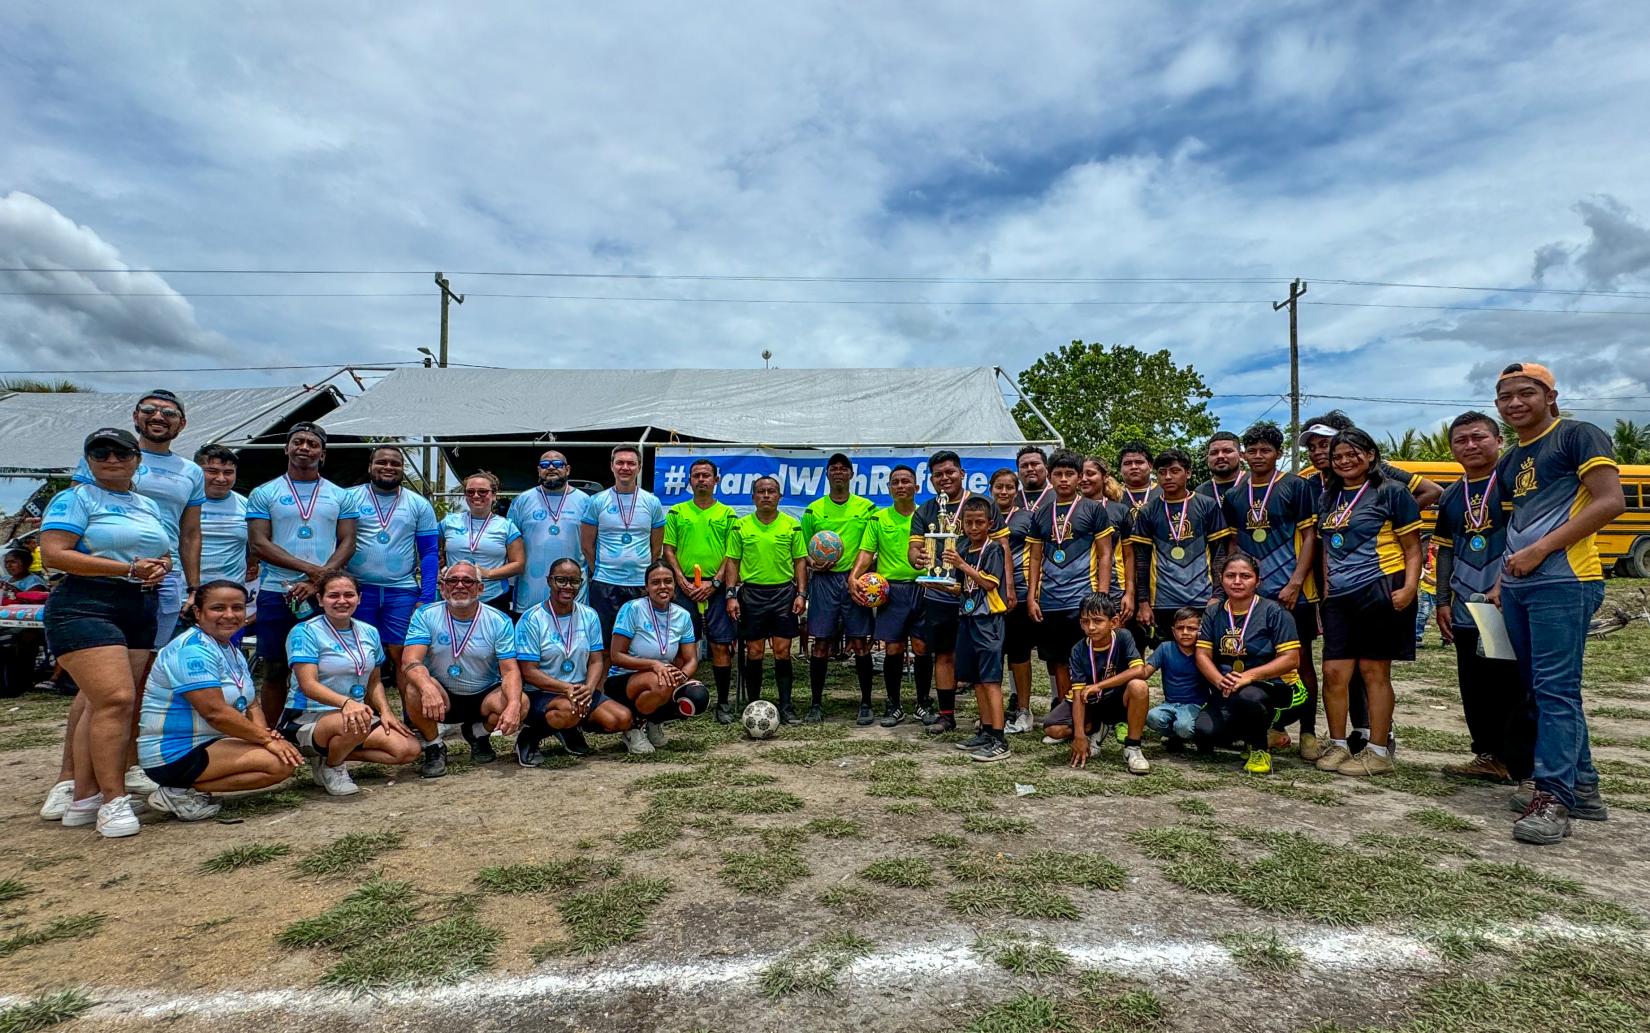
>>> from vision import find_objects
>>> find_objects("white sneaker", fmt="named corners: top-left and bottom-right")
top-left (1124, 745), bottom-right (1151, 775)
top-left (1017, 712), bottom-right (1036, 734)
top-left (1041, 735), bottom-right (1060, 745)
top-left (96, 794), bottom-right (141, 838)
top-left (124, 765), bottom-right (159, 794)
top-left (61, 793), bottom-right (104, 828)
top-left (311, 757), bottom-right (360, 797)
top-left (40, 780), bottom-right (75, 820)
top-left (1088, 737), bottom-right (1103, 759)
top-left (622, 728), bottom-right (655, 754)
top-left (644, 720), bottom-right (668, 748)
top-left (148, 786), bottom-right (221, 822)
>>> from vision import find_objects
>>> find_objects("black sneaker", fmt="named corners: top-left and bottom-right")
top-left (954, 731), bottom-right (992, 751)
top-left (1572, 781), bottom-right (1610, 822)
top-left (915, 705), bottom-right (939, 725)
top-left (462, 724), bottom-right (496, 764)
top-left (1163, 737), bottom-right (1186, 754)
top-left (804, 705), bottom-right (824, 724)
top-left (778, 704), bottom-right (799, 725)
top-left (715, 702), bottom-right (733, 725)
top-left (1004, 706), bottom-right (1021, 729)
top-left (1513, 791), bottom-right (1573, 845)
top-left (879, 705), bottom-right (905, 728)
top-left (924, 715), bottom-right (958, 736)
top-left (418, 741), bottom-right (448, 779)
top-left (514, 734), bottom-right (543, 768)
top-left (970, 740), bottom-right (1012, 763)
top-left (856, 705), bottom-right (875, 726)
top-left (556, 727), bottom-right (591, 757)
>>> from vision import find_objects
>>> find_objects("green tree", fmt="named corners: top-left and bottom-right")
top-left (0, 378), bottom-right (79, 393)
top-left (1012, 341), bottom-right (1216, 463)
top-left (1385, 422), bottom-right (1454, 461)
top-left (1613, 419), bottom-right (1650, 464)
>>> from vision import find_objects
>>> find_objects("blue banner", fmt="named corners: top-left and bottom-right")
top-left (652, 446), bottom-right (1020, 513)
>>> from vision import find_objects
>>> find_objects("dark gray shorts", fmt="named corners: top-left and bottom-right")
top-left (807, 570), bottom-right (873, 639)
top-left (872, 580), bottom-right (922, 643)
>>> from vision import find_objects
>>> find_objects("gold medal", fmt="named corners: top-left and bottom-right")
top-left (1252, 528), bottom-right (1268, 543)
top-left (1170, 546), bottom-right (1186, 560)
top-left (1231, 659), bottom-right (1246, 673)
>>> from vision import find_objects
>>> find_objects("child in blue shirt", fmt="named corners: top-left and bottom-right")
top-left (1143, 606), bottom-right (1208, 750)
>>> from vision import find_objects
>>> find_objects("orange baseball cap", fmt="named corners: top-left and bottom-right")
top-left (1496, 361), bottom-right (1556, 391)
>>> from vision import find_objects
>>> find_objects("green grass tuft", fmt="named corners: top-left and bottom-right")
top-left (0, 988), bottom-right (95, 1033)
top-left (216, 788), bottom-right (305, 817)
top-left (1173, 797), bottom-right (1215, 817)
top-left (1219, 929), bottom-right (1305, 973)
top-left (768, 739), bottom-right (918, 766)
top-left (294, 831), bottom-right (405, 877)
top-left (926, 833), bottom-right (967, 849)
top-left (0, 914), bottom-right (107, 959)
top-left (816, 886), bottom-right (882, 917)
top-left (0, 726), bottom-right (60, 752)
top-left (474, 858), bottom-right (621, 894)
top-left (719, 847), bottom-right (810, 894)
top-left (1591, 704), bottom-right (1650, 721)
top-left (320, 913), bottom-right (501, 992)
top-left (1405, 806), bottom-right (1478, 833)
top-left (0, 878), bottom-right (29, 904)
top-left (197, 843), bottom-right (292, 875)
top-left (803, 816), bottom-right (864, 838)
top-left (758, 931), bottom-right (874, 997)
top-left (277, 880), bottom-right (421, 949)
top-left (860, 857), bottom-right (936, 889)
top-left (973, 934), bottom-right (1073, 976)
top-left (534, 877), bottom-right (673, 957)
top-left (962, 813), bottom-right (1034, 835)
top-left (964, 975), bottom-right (1167, 1033)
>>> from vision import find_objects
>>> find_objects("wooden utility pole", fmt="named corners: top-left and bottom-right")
top-left (433, 272), bottom-right (464, 499)
top-left (1274, 278), bottom-right (1307, 472)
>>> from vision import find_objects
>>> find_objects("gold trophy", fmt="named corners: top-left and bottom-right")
top-left (916, 492), bottom-right (961, 586)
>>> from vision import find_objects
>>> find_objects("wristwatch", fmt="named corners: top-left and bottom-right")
top-left (711, 577), bottom-right (724, 591)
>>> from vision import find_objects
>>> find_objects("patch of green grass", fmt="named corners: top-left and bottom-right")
top-left (630, 764), bottom-right (777, 790)
top-left (216, 788), bottom-right (304, 817)
top-left (883, 802), bottom-right (923, 815)
top-left (0, 878), bottom-right (28, 904)
top-left (965, 975), bottom-right (1167, 1033)
top-left (860, 856), bottom-right (936, 889)
top-left (758, 931), bottom-right (875, 997)
top-left (803, 816), bottom-right (863, 839)
top-left (945, 884), bottom-right (1082, 921)
top-left (0, 914), bottom-right (107, 959)
top-left (926, 833), bottom-right (967, 849)
top-left (197, 843), bottom-right (292, 874)
top-left (532, 877), bottom-right (673, 957)
top-left (1173, 797), bottom-right (1215, 817)
top-left (277, 880), bottom-right (421, 949)
top-left (949, 849), bottom-right (1127, 891)
top-left (643, 786), bottom-right (804, 822)
top-left (0, 726), bottom-right (59, 752)
top-left (315, 895), bottom-right (501, 993)
top-left (1421, 925), bottom-right (1502, 963)
top-left (294, 831), bottom-right (405, 877)
top-left (0, 988), bottom-right (94, 1033)
top-left (0, 693), bottom-right (72, 727)
top-left (719, 847), bottom-right (809, 894)
top-left (1247, 777), bottom-right (1348, 807)
top-left (1405, 806), bottom-right (1478, 833)
top-left (1219, 929), bottom-right (1304, 973)
top-left (816, 886), bottom-right (882, 917)
top-left (474, 858), bottom-right (621, 894)
top-left (1592, 704), bottom-right (1650, 721)
top-left (973, 934), bottom-right (1072, 976)
top-left (1354, 831), bottom-right (1478, 860)
top-left (1379, 765), bottom-right (1466, 799)
top-left (962, 813), bottom-right (1034, 835)
top-left (1396, 725), bottom-right (1477, 753)
top-left (767, 739), bottom-right (918, 765)
top-left (616, 822), bottom-right (683, 852)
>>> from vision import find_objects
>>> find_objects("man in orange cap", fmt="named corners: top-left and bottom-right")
top-left (1492, 361), bottom-right (1624, 845)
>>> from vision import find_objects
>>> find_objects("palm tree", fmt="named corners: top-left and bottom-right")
top-left (1613, 419), bottom-right (1650, 465)
top-left (1384, 428), bottom-right (1423, 460)
top-left (0, 378), bottom-right (80, 393)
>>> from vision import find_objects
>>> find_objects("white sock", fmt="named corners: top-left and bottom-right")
top-left (1331, 738), bottom-right (1349, 749)
top-left (1354, 726), bottom-right (1370, 738)
top-left (68, 794), bottom-right (102, 810)
top-left (1367, 743), bottom-right (1390, 758)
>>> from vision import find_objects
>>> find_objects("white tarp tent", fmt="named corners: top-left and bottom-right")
top-left (0, 384), bottom-right (345, 475)
top-left (318, 367), bottom-right (1037, 445)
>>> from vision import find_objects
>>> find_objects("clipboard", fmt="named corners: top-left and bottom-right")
top-left (1464, 601), bottom-right (1517, 660)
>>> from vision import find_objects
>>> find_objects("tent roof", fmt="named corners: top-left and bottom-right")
top-left (0, 384), bottom-right (343, 475)
top-left (319, 367), bottom-right (1031, 445)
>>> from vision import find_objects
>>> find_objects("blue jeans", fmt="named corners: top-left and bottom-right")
top-left (1500, 579), bottom-right (1604, 809)
top-left (1414, 589), bottom-right (1435, 645)
top-left (1146, 702), bottom-right (1202, 740)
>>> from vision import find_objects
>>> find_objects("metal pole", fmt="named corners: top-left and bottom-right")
top-left (1274, 279), bottom-right (1308, 473)
top-left (433, 273), bottom-right (465, 497)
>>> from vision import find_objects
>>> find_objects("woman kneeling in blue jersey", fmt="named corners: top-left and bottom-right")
top-left (514, 558), bottom-right (633, 765)
top-left (138, 581), bottom-right (304, 821)
top-left (281, 571), bottom-right (421, 795)
top-left (399, 562), bottom-right (525, 778)
top-left (607, 562), bottom-right (709, 755)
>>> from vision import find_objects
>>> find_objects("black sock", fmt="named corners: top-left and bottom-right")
top-left (938, 689), bottom-right (956, 717)
top-left (809, 656), bottom-right (828, 706)
top-left (914, 654), bottom-right (933, 707)
top-left (992, 726), bottom-right (1007, 744)
top-left (713, 664), bottom-right (731, 705)
top-left (883, 657), bottom-right (903, 706)
top-left (743, 657), bottom-right (764, 701)
top-left (1125, 737), bottom-right (1142, 748)
top-left (855, 654), bottom-right (874, 706)
top-left (775, 659), bottom-right (794, 708)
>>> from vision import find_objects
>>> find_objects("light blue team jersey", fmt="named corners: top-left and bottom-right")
top-left (6, 573), bottom-right (47, 592)
top-left (439, 512), bottom-right (522, 602)
top-left (199, 492), bottom-right (250, 586)
top-left (608, 598), bottom-right (696, 676)
top-left (41, 483), bottom-right (173, 571)
top-left (74, 449), bottom-right (206, 563)
top-left (515, 601), bottom-right (605, 685)
top-left (284, 616), bottom-right (385, 712)
top-left (405, 601), bottom-right (515, 696)
top-left (583, 488), bottom-right (666, 587)
top-left (137, 628), bottom-right (256, 767)
top-left (508, 486), bottom-right (591, 611)
top-left (348, 487), bottom-right (439, 589)
top-left (247, 476), bottom-right (360, 594)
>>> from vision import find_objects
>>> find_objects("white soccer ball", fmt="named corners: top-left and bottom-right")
top-left (742, 700), bottom-right (780, 740)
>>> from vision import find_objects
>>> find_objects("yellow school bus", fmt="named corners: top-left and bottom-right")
top-left (1390, 460), bottom-right (1650, 577)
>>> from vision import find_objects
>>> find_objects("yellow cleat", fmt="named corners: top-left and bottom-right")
top-left (1244, 749), bottom-right (1273, 775)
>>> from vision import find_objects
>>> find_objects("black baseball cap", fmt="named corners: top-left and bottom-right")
top-left (84, 427), bottom-right (139, 452)
top-left (287, 422), bottom-right (328, 445)
top-left (138, 388), bottom-right (185, 415)
top-left (826, 452), bottom-right (853, 469)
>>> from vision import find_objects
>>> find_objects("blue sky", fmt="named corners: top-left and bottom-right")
top-left (3, 0), bottom-right (1650, 440)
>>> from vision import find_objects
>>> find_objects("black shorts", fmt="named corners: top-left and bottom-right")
top-left (739, 583), bottom-right (799, 640)
top-left (873, 581), bottom-right (922, 643)
top-left (143, 740), bottom-right (216, 789)
top-left (43, 575), bottom-right (159, 656)
top-left (955, 615), bottom-right (1005, 685)
top-left (674, 587), bottom-right (735, 646)
top-left (1004, 601), bottom-right (1036, 665)
top-left (917, 598), bottom-right (960, 654)
top-left (1044, 684), bottom-right (1129, 732)
top-left (590, 581), bottom-right (647, 640)
top-left (1322, 573), bottom-right (1416, 662)
top-left (1037, 609), bottom-right (1084, 666)
top-left (525, 687), bottom-right (617, 732)
top-left (444, 688), bottom-right (495, 726)
top-left (806, 570), bottom-right (873, 639)
top-left (1290, 599), bottom-right (1320, 643)
top-left (605, 672), bottom-right (638, 700)
top-left (278, 707), bottom-right (380, 756)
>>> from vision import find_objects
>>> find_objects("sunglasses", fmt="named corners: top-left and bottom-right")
top-left (538, 459), bottom-right (567, 470)
top-left (443, 577), bottom-right (481, 588)
top-left (463, 488), bottom-right (493, 497)
top-left (136, 404), bottom-right (182, 419)
top-left (87, 445), bottom-right (138, 461)
top-left (550, 575), bottom-right (584, 588)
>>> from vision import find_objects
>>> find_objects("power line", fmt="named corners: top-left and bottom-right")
top-left (0, 361), bottom-right (499, 375)
top-left (1306, 300), bottom-right (1650, 316)
top-left (0, 289), bottom-right (1277, 306)
top-left (1314, 278), bottom-right (1650, 301)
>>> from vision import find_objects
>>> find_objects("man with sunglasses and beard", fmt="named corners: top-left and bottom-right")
top-left (509, 449), bottom-right (591, 613)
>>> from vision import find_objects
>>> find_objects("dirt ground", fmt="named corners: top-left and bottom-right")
top-left (3, 636), bottom-right (1649, 1032)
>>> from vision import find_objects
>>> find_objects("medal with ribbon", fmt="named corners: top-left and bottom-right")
top-left (466, 513), bottom-right (494, 564)
top-left (1085, 635), bottom-right (1118, 697)
top-left (368, 487), bottom-right (400, 545)
top-left (1163, 497), bottom-right (1191, 560)
top-left (1020, 482), bottom-right (1050, 513)
top-left (647, 603), bottom-right (675, 660)
top-left (444, 605), bottom-right (481, 681)
top-left (540, 485), bottom-right (571, 537)
top-left (1221, 601), bottom-right (1255, 669)
top-left (1051, 501), bottom-right (1075, 564)
top-left (548, 602), bottom-right (578, 675)
top-left (1245, 473), bottom-right (1278, 543)
top-left (1324, 481), bottom-right (1371, 551)
top-left (323, 619), bottom-right (369, 699)
top-left (615, 489), bottom-right (638, 545)
top-left (285, 474), bottom-right (321, 540)
top-left (213, 632), bottom-right (250, 711)
top-left (1464, 472), bottom-right (1497, 553)
top-left (1125, 487), bottom-right (1150, 520)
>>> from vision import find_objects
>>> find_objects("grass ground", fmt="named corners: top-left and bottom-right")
top-left (0, 579), bottom-right (1647, 1031)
